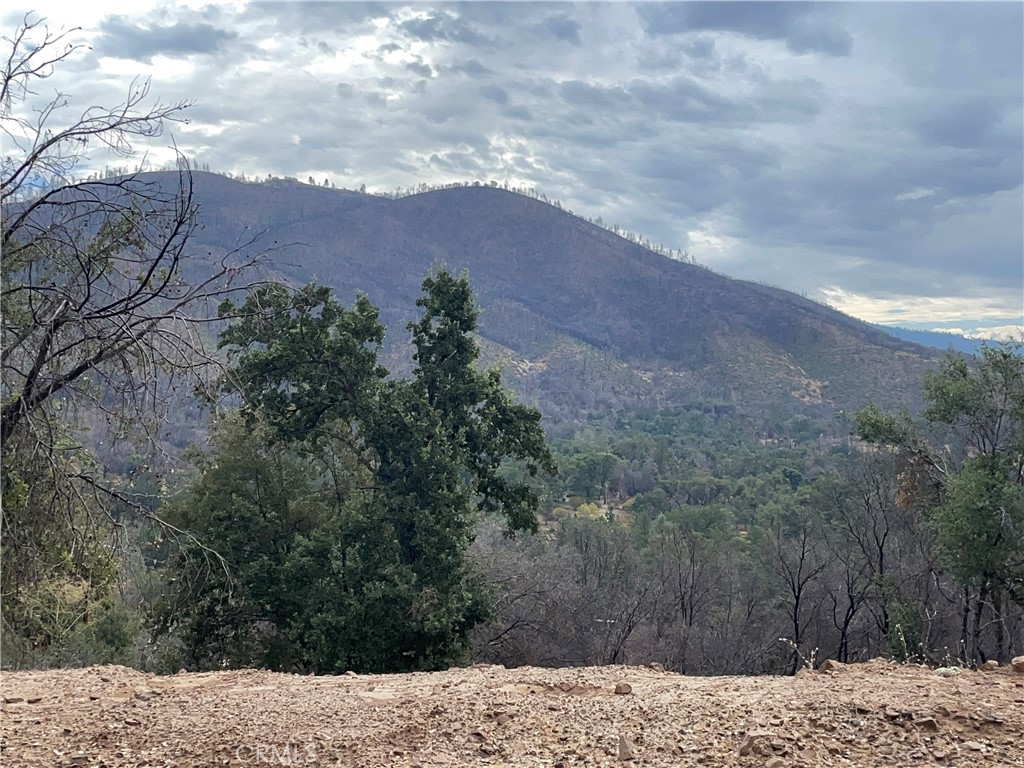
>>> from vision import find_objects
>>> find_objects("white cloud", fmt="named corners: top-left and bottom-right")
top-left (820, 287), bottom-right (1023, 338)
top-left (894, 187), bottom-right (938, 202)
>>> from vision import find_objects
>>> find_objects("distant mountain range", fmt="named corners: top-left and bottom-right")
top-left (873, 326), bottom-right (988, 355)
top-left (166, 172), bottom-right (946, 429)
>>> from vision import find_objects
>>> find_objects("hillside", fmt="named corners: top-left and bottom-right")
top-left (3, 662), bottom-right (1022, 767)
top-left (166, 172), bottom-right (943, 426)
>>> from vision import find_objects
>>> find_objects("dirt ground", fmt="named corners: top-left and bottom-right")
top-left (2, 660), bottom-right (1022, 767)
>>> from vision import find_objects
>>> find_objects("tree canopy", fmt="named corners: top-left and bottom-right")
top-left (159, 269), bottom-right (555, 672)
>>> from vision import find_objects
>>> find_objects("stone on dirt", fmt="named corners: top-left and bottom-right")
top-left (618, 734), bottom-right (636, 761)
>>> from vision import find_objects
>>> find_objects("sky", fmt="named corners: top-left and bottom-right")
top-left (4, 1), bottom-right (1022, 339)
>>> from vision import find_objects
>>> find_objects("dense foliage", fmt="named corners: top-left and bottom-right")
top-left (155, 271), bottom-right (555, 672)
top-left (463, 343), bottom-right (1022, 673)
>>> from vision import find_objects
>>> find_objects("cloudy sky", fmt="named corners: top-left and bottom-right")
top-left (5, 1), bottom-right (1023, 338)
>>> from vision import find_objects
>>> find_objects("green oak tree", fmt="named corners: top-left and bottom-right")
top-left (158, 270), bottom-right (554, 672)
top-left (854, 342), bottom-right (1023, 662)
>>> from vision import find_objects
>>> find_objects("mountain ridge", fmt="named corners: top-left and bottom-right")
top-left (160, 171), bottom-right (943, 427)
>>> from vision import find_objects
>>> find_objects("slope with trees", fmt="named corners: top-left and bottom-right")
top-left (468, 345), bottom-right (1022, 674)
top-left (3, 16), bottom-right (1019, 680)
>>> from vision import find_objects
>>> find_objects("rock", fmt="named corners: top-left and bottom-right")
top-left (618, 734), bottom-right (636, 761)
top-left (914, 717), bottom-right (939, 732)
top-left (980, 660), bottom-right (999, 671)
top-left (963, 740), bottom-right (985, 751)
top-left (496, 713), bottom-right (511, 726)
top-left (648, 662), bottom-right (665, 673)
top-left (737, 731), bottom-right (772, 757)
top-left (819, 659), bottom-right (845, 673)
top-left (3, 697), bottom-right (24, 704)
top-left (135, 688), bottom-right (161, 701)
top-left (1011, 655), bottom-right (1024, 673)
top-left (614, 682), bottom-right (633, 695)
top-left (67, 754), bottom-right (89, 766)
top-left (934, 666), bottom-right (961, 677)
top-left (766, 759), bottom-right (786, 768)
top-left (884, 710), bottom-right (914, 723)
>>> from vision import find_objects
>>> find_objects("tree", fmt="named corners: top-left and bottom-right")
top-left (405, 269), bottom-right (555, 532)
top-left (813, 453), bottom-right (935, 662)
top-left (1, 15), bottom-right (266, 659)
top-left (758, 498), bottom-right (829, 673)
top-left (854, 342), bottom-right (1024, 662)
top-left (160, 270), bottom-right (555, 672)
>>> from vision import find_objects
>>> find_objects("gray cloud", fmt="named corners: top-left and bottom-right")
top-left (96, 17), bottom-right (238, 62)
top-left (638, 2), bottom-right (852, 56)
top-left (8, 0), bottom-right (1020, 336)
top-left (446, 59), bottom-right (494, 78)
top-left (400, 11), bottom-right (491, 46)
top-left (910, 95), bottom-right (1002, 150)
top-left (239, 2), bottom-right (392, 33)
top-left (405, 61), bottom-right (434, 79)
top-left (532, 13), bottom-right (582, 45)
top-left (480, 85), bottom-right (508, 105)
top-left (503, 105), bottom-right (532, 122)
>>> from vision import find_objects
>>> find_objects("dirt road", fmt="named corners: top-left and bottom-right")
top-left (2, 660), bottom-right (1022, 766)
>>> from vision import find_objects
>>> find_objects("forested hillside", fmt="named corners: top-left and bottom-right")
top-left (139, 170), bottom-right (945, 430)
top-left (2, 19), bottom-right (1021, 677)
top-left (469, 346), bottom-right (1024, 674)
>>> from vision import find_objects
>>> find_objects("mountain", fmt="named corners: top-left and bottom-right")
top-left (169, 172), bottom-right (943, 429)
top-left (874, 325), bottom-right (987, 355)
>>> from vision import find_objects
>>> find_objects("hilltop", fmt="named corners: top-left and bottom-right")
top-left (164, 172), bottom-right (942, 429)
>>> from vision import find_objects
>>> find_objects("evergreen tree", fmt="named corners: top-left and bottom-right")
top-left (158, 270), bottom-right (554, 672)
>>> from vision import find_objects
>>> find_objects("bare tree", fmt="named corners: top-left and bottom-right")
top-left (1, 15), bottom-right (268, 659)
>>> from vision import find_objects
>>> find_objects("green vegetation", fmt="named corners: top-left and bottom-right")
top-left (154, 271), bottom-right (554, 673)
top-left (3, 18), bottom-right (1021, 676)
top-left (854, 343), bottom-right (1024, 662)
top-left (468, 347), bottom-right (1022, 672)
